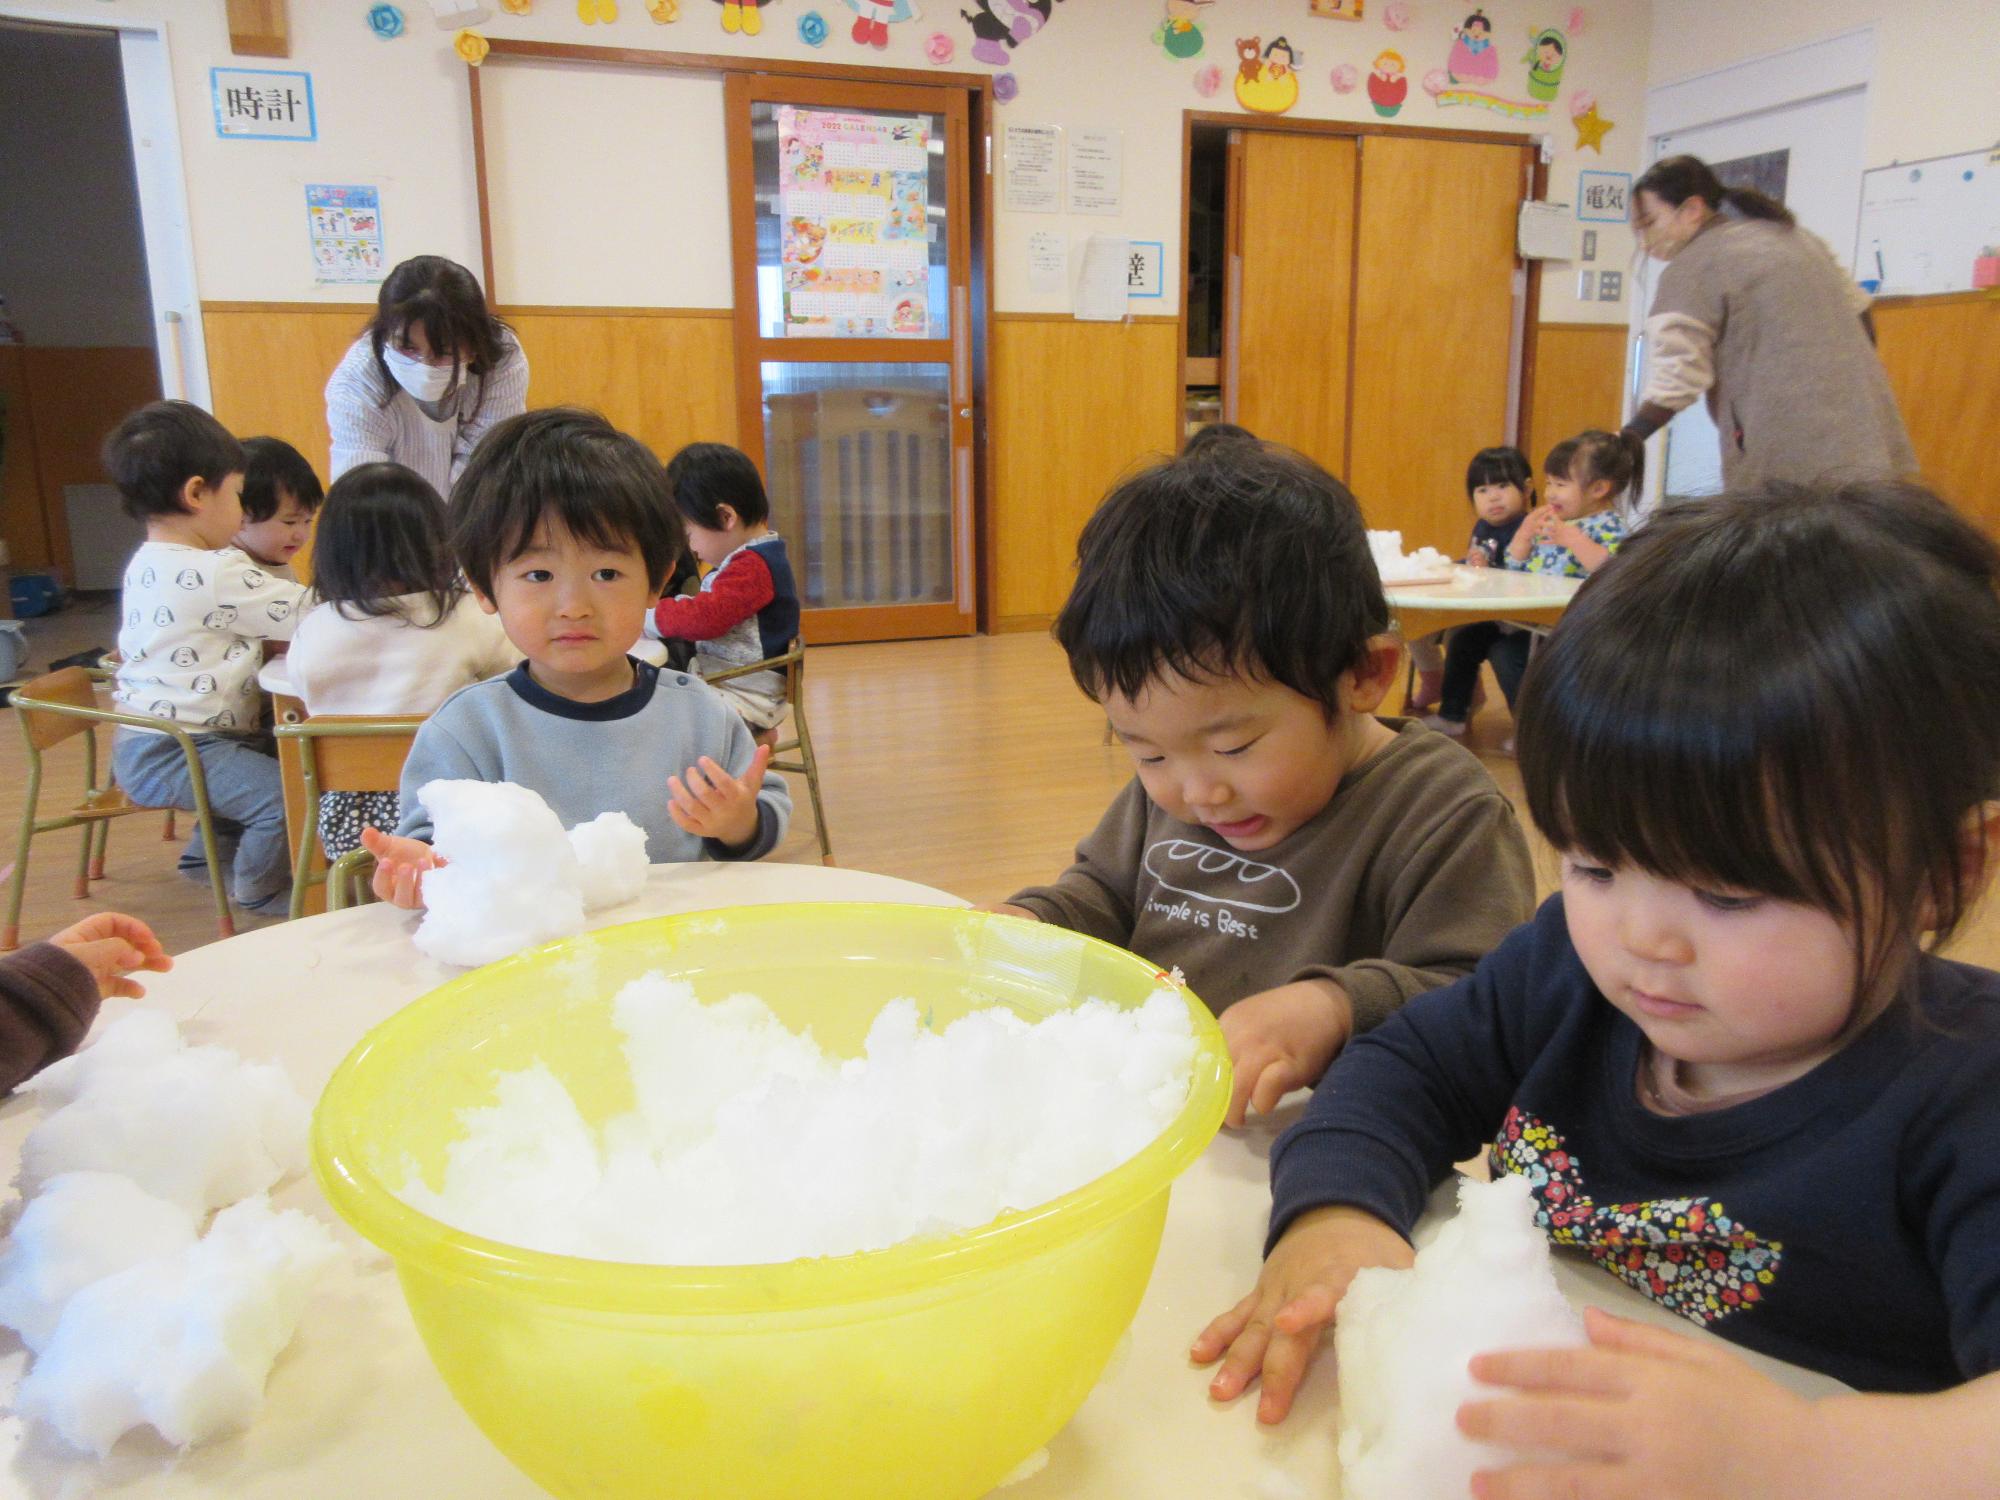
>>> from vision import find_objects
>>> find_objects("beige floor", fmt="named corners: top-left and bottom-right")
top-left (5, 597), bottom-right (1996, 973)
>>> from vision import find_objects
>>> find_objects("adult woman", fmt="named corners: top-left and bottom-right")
top-left (1622, 155), bottom-right (1914, 490)
top-left (323, 256), bottom-right (529, 500)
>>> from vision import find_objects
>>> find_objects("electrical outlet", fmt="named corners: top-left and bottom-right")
top-left (1581, 230), bottom-right (1598, 262)
top-left (1577, 270), bottom-right (1596, 300)
top-left (1597, 270), bottom-right (1624, 302)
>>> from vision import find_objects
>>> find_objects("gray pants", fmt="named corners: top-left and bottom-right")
top-left (112, 730), bottom-right (290, 908)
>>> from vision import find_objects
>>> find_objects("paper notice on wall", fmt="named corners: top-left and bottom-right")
top-left (1068, 129), bottom-right (1122, 216)
top-left (306, 184), bottom-right (385, 284)
top-left (1075, 234), bottom-right (1130, 321)
top-left (777, 105), bottom-right (931, 337)
top-left (1027, 231), bottom-right (1068, 296)
top-left (1517, 200), bottom-right (1575, 261)
top-left (1003, 124), bottom-right (1062, 213)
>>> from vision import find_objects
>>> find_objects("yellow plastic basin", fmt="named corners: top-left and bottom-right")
top-left (312, 903), bottom-right (1230, 1499)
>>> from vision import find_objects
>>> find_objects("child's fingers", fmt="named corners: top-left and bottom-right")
top-left (1457, 1394), bottom-right (1628, 1463)
top-left (1579, 1305), bottom-right (1709, 1363)
top-left (102, 976), bottom-right (147, 1001)
top-left (1467, 1344), bottom-right (1638, 1398)
top-left (1270, 1284), bottom-right (1338, 1335)
top-left (1254, 1324), bottom-right (1323, 1425)
top-left (1190, 1289), bottom-right (1259, 1365)
top-left (1207, 1311), bottom-right (1277, 1401)
top-left (1471, 1460), bottom-right (1626, 1500)
top-left (1247, 1059), bottom-right (1298, 1119)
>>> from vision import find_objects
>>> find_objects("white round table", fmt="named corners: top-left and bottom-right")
top-left (0, 863), bottom-right (1841, 1497)
top-left (1384, 567), bottom-right (1584, 713)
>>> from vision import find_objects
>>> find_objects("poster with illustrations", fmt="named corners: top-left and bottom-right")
top-left (306, 184), bottom-right (385, 284)
top-left (777, 106), bottom-right (931, 337)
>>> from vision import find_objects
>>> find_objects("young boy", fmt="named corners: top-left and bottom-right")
top-left (105, 402), bottom-right (307, 913)
top-left (645, 442), bottom-right (800, 736)
top-left (361, 409), bottom-right (791, 908)
top-left (992, 441), bottom-right (1535, 1126)
top-left (231, 437), bottom-right (324, 579)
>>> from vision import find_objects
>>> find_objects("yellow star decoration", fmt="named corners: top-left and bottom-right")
top-left (453, 27), bottom-right (490, 64)
top-left (1573, 103), bottom-right (1614, 153)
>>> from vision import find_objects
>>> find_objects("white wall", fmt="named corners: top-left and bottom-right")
top-left (1648, 0), bottom-right (2000, 167)
top-left (6, 0), bottom-right (1653, 323)
top-left (0, 18), bottom-right (154, 345)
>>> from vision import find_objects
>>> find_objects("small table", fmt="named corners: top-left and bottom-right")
top-left (0, 864), bottom-right (1841, 1498)
top-left (1384, 567), bottom-right (1584, 713)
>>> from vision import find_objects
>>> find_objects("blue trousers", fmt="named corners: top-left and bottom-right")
top-left (112, 730), bottom-right (290, 907)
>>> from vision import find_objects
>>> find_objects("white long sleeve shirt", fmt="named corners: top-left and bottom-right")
top-left (286, 592), bottom-right (521, 716)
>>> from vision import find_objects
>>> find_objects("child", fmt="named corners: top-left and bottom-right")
top-left (360, 410), bottom-right (791, 908)
top-left (1196, 482), bottom-right (2000, 1492)
top-left (646, 442), bottom-right (800, 736)
top-left (991, 441), bottom-right (1535, 1129)
top-left (231, 436), bottom-right (324, 579)
top-left (1506, 429), bottom-right (1635, 577)
top-left (0, 914), bottom-right (172, 1092)
top-left (1408, 445), bottom-right (1533, 719)
top-left (286, 462), bottom-right (519, 858)
top-left (105, 402), bottom-right (306, 914)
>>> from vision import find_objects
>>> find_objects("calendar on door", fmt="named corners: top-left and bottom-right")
top-left (777, 106), bottom-right (932, 337)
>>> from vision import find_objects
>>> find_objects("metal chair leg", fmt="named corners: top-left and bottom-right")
top-left (181, 747), bottom-right (236, 940)
top-left (88, 817), bottom-right (109, 882)
top-left (162, 809), bottom-right (177, 841)
top-left (5, 758), bottom-right (43, 953)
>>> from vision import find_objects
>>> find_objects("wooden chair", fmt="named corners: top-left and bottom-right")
top-left (273, 711), bottom-right (425, 920)
top-left (703, 639), bottom-right (834, 866)
top-left (5, 667), bottom-right (235, 950)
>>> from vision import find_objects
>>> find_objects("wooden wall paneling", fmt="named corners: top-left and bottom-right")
top-left (503, 308), bottom-right (737, 462)
top-left (990, 316), bottom-right (1180, 627)
top-left (201, 304), bottom-right (368, 482)
top-left (0, 345), bottom-right (51, 571)
top-left (1873, 292), bottom-right (1999, 537)
top-left (1347, 136), bottom-right (1528, 557)
top-left (1231, 132), bottom-right (1357, 479)
top-left (19, 347), bottom-right (162, 585)
top-left (1523, 323), bottom-right (1629, 472)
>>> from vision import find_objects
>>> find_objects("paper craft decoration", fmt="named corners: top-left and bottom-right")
top-left (1382, 1), bottom-right (1411, 29)
top-left (994, 71), bottom-right (1019, 102)
top-left (841, 0), bottom-right (915, 47)
top-left (962, 0), bottom-right (1059, 69)
top-left (453, 25), bottom-right (490, 61)
top-left (1447, 8), bottom-right (1498, 83)
top-left (1329, 61), bottom-right (1358, 92)
top-left (1524, 25), bottom-right (1567, 100)
top-left (1309, 0), bottom-right (1362, 16)
top-left (1194, 62), bottom-right (1222, 96)
top-left (777, 106), bottom-right (931, 337)
top-left (1234, 36), bottom-right (1301, 115)
top-left (718, 0), bottom-right (770, 33)
top-left (367, 5), bottom-right (407, 38)
top-left (1366, 50), bottom-right (1407, 117)
top-left (1154, 0), bottom-right (1211, 60)
top-left (1565, 5), bottom-right (1587, 34)
top-left (1571, 100), bottom-right (1612, 152)
top-left (796, 8), bottom-right (826, 39)
top-left (647, 0), bottom-right (680, 18)
top-left (578, 0), bottom-right (617, 20)
top-left (924, 29), bottom-right (954, 60)
top-left (499, 0), bottom-right (532, 12)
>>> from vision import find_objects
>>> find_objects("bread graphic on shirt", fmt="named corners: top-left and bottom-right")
top-left (1143, 838), bottom-right (1302, 914)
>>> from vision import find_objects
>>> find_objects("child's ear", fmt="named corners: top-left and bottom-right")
top-left (1341, 634), bottom-right (1405, 714)
top-left (714, 503), bottom-right (739, 532)
top-left (179, 475), bottom-right (209, 513)
top-left (470, 584), bottom-right (499, 616)
top-left (1956, 801), bottom-right (2000, 908)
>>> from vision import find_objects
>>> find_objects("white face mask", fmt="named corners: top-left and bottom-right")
top-left (383, 344), bottom-right (458, 403)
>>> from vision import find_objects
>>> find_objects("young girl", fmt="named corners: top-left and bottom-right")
top-left (1195, 481), bottom-right (2000, 1494)
top-left (1507, 429), bottom-right (1635, 578)
top-left (286, 462), bottom-right (517, 856)
top-left (1410, 445), bottom-right (1533, 722)
top-left (647, 442), bottom-right (800, 738)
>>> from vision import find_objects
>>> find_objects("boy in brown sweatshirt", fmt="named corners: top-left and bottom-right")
top-left (993, 441), bottom-right (1534, 1126)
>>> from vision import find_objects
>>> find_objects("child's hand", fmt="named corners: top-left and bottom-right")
top-left (1464, 546), bottom-right (1491, 568)
top-left (668, 743), bottom-right (775, 850)
top-left (1547, 519), bottom-right (1587, 551)
top-left (1192, 1204), bottom-right (1414, 1424)
top-left (360, 826), bottom-right (443, 910)
top-left (47, 913), bottom-right (173, 999)
top-left (1217, 979), bottom-right (1352, 1127)
top-left (1511, 506), bottom-right (1554, 557)
top-left (1459, 1307), bottom-right (1833, 1499)
top-left (976, 903), bottom-right (1040, 921)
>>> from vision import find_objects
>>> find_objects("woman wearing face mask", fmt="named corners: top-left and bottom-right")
top-left (1622, 155), bottom-right (1914, 492)
top-left (323, 256), bottom-right (530, 500)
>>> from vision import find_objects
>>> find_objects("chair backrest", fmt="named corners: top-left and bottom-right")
top-left (13, 668), bottom-right (112, 752)
top-left (275, 715), bottom-right (425, 795)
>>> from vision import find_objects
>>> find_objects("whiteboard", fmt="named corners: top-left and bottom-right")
top-left (1851, 147), bottom-right (2000, 297)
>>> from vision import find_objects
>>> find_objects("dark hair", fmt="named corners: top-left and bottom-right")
top-left (239, 436), bottom-right (324, 523)
top-left (450, 407), bottom-right (683, 597)
top-left (310, 462), bottom-right (463, 627)
top-left (1633, 153), bottom-right (1795, 227)
top-left (1558, 429), bottom-right (1644, 510)
top-left (1518, 480), bottom-right (2000, 1014)
top-left (1055, 442), bottom-right (1389, 714)
top-left (1542, 438), bottom-right (1579, 481)
top-left (1462, 10), bottom-right (1490, 32)
top-left (665, 442), bottom-right (770, 530)
top-left (1465, 445), bottom-right (1533, 500)
top-left (1264, 36), bottom-right (1295, 62)
top-left (101, 400), bottom-right (245, 523)
top-left (364, 256), bottom-right (513, 416)
top-left (1182, 422), bottom-right (1258, 458)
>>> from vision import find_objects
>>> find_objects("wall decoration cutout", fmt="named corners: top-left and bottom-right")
top-left (647, 0), bottom-right (680, 17)
top-left (368, 5), bottom-right (407, 38)
top-left (1154, 0), bottom-right (1211, 60)
top-left (720, 0), bottom-right (770, 34)
top-left (1329, 61), bottom-right (1358, 92)
top-left (994, 71), bottom-right (1019, 102)
top-left (1524, 25), bottom-right (1567, 100)
top-left (1446, 8), bottom-right (1497, 84)
top-left (578, 0), bottom-right (618, 20)
top-left (797, 8), bottom-right (827, 40)
top-left (1194, 62), bottom-right (1222, 97)
top-left (452, 27), bottom-right (490, 63)
top-left (499, 0), bottom-right (532, 13)
top-left (963, 0), bottom-right (1059, 69)
top-left (1366, 49), bottom-right (1406, 116)
top-left (1309, 0), bottom-right (1363, 16)
top-left (429, 0), bottom-right (491, 24)
top-left (1234, 36), bottom-right (1300, 114)
top-left (1382, 1), bottom-right (1412, 30)
top-left (843, 0), bottom-right (916, 48)
top-left (1571, 98), bottom-right (1613, 153)
top-left (924, 30), bottom-right (954, 60)
top-left (1564, 5), bottom-right (1587, 35)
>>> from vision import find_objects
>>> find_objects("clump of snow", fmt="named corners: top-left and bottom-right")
top-left (0, 1172), bottom-right (198, 1353)
top-left (18, 1012), bottom-right (308, 1217)
top-left (401, 977), bottom-right (1197, 1265)
top-left (16, 1196), bottom-right (338, 1456)
top-left (414, 782), bottom-right (650, 968)
top-left (1335, 1174), bottom-right (1587, 1499)
top-left (1368, 530), bottom-right (1456, 583)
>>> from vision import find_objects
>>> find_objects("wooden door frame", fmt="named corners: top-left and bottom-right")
top-left (459, 39), bottom-right (998, 631)
top-left (1179, 110), bottom-right (1551, 468)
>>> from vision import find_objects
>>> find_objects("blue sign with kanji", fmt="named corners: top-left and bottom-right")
top-left (212, 68), bottom-right (316, 142)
